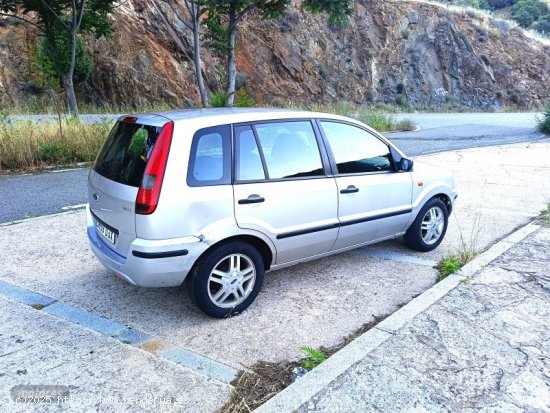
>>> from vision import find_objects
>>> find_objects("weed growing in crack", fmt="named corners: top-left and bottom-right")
top-left (300, 346), bottom-right (328, 370)
top-left (438, 205), bottom-right (483, 280)
top-left (438, 256), bottom-right (462, 279)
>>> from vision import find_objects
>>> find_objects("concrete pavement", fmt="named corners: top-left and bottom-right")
top-left (258, 223), bottom-right (550, 412)
top-left (0, 295), bottom-right (230, 412)
top-left (0, 140), bottom-right (549, 411)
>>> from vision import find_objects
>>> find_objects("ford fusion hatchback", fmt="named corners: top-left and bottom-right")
top-left (88, 108), bottom-right (457, 318)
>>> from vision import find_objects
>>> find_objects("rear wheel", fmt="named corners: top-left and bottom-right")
top-left (187, 241), bottom-right (264, 318)
top-left (404, 198), bottom-right (448, 252)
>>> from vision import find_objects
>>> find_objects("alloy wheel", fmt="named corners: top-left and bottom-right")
top-left (207, 254), bottom-right (256, 308)
top-left (421, 206), bottom-right (445, 245)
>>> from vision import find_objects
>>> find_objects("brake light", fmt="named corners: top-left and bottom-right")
top-left (123, 116), bottom-right (138, 123)
top-left (135, 121), bottom-right (174, 215)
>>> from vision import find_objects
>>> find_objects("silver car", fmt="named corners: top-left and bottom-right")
top-left (87, 108), bottom-right (457, 318)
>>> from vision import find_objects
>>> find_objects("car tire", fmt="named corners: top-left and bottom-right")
top-left (187, 241), bottom-right (264, 318)
top-left (404, 198), bottom-right (449, 252)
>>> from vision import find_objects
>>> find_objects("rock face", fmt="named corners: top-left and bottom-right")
top-left (0, 0), bottom-right (549, 110)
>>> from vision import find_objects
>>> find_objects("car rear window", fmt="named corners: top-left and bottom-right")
top-left (93, 121), bottom-right (162, 187)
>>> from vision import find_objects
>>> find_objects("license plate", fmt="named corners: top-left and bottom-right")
top-left (96, 220), bottom-right (117, 244)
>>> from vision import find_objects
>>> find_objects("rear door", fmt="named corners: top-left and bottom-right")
top-left (233, 120), bottom-right (339, 264)
top-left (89, 115), bottom-right (169, 257)
top-left (317, 120), bottom-right (413, 250)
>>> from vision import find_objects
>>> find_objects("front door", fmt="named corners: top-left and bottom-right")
top-left (317, 120), bottom-right (413, 250)
top-left (233, 120), bottom-right (339, 264)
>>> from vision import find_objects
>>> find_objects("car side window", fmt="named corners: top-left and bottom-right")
top-left (253, 121), bottom-right (324, 180)
top-left (235, 126), bottom-right (266, 181)
top-left (320, 121), bottom-right (394, 174)
top-left (187, 125), bottom-right (231, 186)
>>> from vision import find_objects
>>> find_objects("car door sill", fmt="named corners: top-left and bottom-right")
top-left (269, 232), bottom-right (406, 271)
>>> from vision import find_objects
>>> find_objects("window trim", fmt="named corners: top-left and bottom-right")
top-left (315, 119), bottom-right (399, 177)
top-left (232, 118), bottom-right (332, 183)
top-left (186, 124), bottom-right (232, 187)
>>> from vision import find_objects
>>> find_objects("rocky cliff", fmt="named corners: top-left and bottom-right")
top-left (0, 0), bottom-right (549, 110)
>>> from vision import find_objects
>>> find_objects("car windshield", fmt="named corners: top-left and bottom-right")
top-left (93, 121), bottom-right (161, 187)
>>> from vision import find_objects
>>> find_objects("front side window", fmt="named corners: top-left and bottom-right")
top-left (253, 121), bottom-right (324, 179)
top-left (320, 121), bottom-right (394, 174)
top-left (187, 125), bottom-right (231, 186)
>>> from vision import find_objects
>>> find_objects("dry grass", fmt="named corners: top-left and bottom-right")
top-left (0, 116), bottom-right (113, 171)
top-left (220, 316), bottom-right (386, 413)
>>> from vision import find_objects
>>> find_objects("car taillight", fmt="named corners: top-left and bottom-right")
top-left (135, 121), bottom-right (174, 215)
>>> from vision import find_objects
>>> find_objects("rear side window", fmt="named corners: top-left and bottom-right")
top-left (94, 121), bottom-right (162, 187)
top-left (187, 125), bottom-right (231, 186)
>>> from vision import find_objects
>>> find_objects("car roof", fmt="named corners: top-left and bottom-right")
top-left (123, 107), bottom-right (354, 125)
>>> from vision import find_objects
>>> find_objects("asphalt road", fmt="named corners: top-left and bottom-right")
top-left (0, 112), bottom-right (547, 223)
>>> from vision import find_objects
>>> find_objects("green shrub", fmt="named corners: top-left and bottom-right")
top-left (533, 14), bottom-right (550, 34)
top-left (210, 92), bottom-right (228, 108)
top-left (35, 33), bottom-right (92, 87)
top-left (538, 104), bottom-right (550, 134)
top-left (234, 88), bottom-right (256, 107)
top-left (511, 0), bottom-right (549, 28)
top-left (485, 0), bottom-right (516, 9)
top-left (396, 93), bottom-right (408, 107)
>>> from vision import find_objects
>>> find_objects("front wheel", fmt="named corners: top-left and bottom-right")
top-left (187, 241), bottom-right (264, 318)
top-left (404, 198), bottom-right (449, 252)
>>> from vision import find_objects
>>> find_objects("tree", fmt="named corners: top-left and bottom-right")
top-left (0, 0), bottom-right (114, 115)
top-left (36, 29), bottom-right (92, 87)
top-left (533, 13), bottom-right (550, 35)
top-left (204, 0), bottom-right (354, 106)
top-left (155, 0), bottom-right (209, 107)
top-left (511, 0), bottom-right (549, 28)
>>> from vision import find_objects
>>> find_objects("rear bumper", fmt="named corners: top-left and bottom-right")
top-left (86, 207), bottom-right (208, 287)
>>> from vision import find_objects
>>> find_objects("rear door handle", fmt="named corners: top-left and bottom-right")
top-left (340, 185), bottom-right (359, 194)
top-left (238, 194), bottom-right (265, 204)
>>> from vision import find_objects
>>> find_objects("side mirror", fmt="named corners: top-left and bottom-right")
top-left (399, 158), bottom-right (414, 172)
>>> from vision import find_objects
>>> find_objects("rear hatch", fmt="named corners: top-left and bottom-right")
top-left (89, 114), bottom-right (170, 257)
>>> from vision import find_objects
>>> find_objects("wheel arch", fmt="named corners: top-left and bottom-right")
top-left (434, 193), bottom-right (453, 215)
top-left (192, 235), bottom-right (274, 273)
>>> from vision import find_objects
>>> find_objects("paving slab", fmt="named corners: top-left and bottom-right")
top-left (289, 226), bottom-right (550, 412)
top-left (0, 296), bottom-right (229, 412)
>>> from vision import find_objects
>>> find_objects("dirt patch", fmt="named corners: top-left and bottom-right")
top-left (219, 315), bottom-right (386, 413)
top-left (138, 338), bottom-right (168, 354)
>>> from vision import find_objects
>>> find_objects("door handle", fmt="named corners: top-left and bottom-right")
top-left (340, 185), bottom-right (359, 194)
top-left (238, 194), bottom-right (265, 204)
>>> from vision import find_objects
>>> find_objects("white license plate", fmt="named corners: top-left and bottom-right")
top-left (96, 220), bottom-right (117, 244)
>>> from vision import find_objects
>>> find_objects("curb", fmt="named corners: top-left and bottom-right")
top-left (255, 222), bottom-right (541, 413)
top-left (0, 279), bottom-right (238, 384)
top-left (0, 208), bottom-right (85, 227)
